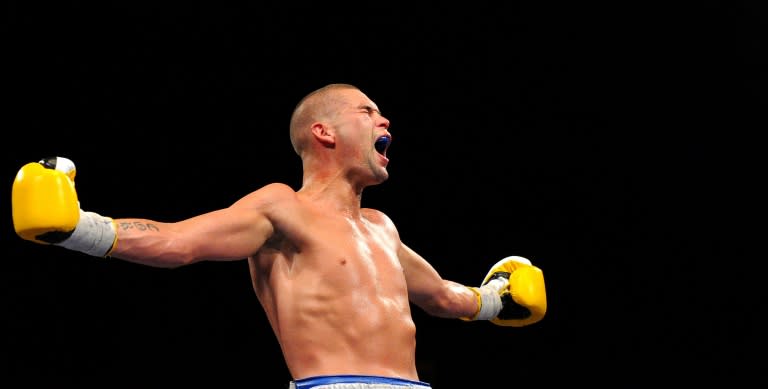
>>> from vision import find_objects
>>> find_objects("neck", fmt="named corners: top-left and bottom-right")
top-left (299, 172), bottom-right (365, 218)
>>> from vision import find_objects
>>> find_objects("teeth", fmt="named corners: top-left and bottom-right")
top-left (375, 136), bottom-right (391, 153)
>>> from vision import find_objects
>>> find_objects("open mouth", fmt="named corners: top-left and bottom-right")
top-left (374, 135), bottom-right (391, 155)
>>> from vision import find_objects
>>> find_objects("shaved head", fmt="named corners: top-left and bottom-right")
top-left (289, 83), bottom-right (360, 156)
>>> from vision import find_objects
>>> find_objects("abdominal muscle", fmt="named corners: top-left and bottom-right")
top-left (249, 238), bottom-right (419, 381)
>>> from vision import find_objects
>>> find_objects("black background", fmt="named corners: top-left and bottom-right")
top-left (3, 1), bottom-right (763, 387)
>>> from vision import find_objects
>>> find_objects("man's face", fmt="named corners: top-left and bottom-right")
top-left (330, 89), bottom-right (392, 185)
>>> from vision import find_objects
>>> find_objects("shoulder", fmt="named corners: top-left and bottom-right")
top-left (232, 182), bottom-right (298, 208)
top-left (259, 182), bottom-right (298, 197)
top-left (362, 208), bottom-right (398, 232)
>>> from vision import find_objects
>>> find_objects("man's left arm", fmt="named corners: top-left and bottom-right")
top-left (399, 243), bottom-right (547, 327)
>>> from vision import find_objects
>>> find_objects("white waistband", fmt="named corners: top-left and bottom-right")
top-left (289, 375), bottom-right (431, 389)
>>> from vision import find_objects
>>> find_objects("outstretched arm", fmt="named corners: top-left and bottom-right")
top-left (111, 202), bottom-right (274, 268)
top-left (399, 242), bottom-right (547, 326)
top-left (12, 156), bottom-right (283, 269)
top-left (398, 242), bottom-right (479, 319)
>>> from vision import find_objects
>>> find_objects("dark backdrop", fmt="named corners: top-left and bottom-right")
top-left (3, 1), bottom-right (763, 387)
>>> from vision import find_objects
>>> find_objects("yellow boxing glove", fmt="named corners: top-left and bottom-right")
top-left (12, 157), bottom-right (117, 257)
top-left (462, 256), bottom-right (547, 327)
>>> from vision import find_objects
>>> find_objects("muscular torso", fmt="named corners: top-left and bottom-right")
top-left (247, 190), bottom-right (418, 380)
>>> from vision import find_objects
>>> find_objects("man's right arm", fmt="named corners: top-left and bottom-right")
top-left (110, 205), bottom-right (275, 267)
top-left (12, 157), bottom-right (278, 268)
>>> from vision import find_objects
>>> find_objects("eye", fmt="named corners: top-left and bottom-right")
top-left (360, 105), bottom-right (381, 117)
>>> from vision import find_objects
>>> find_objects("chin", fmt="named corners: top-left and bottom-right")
top-left (376, 169), bottom-right (390, 182)
top-left (368, 171), bottom-right (389, 186)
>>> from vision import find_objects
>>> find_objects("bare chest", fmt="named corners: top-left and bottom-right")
top-left (299, 216), bottom-right (404, 292)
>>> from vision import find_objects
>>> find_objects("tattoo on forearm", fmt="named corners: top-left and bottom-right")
top-left (119, 221), bottom-right (160, 232)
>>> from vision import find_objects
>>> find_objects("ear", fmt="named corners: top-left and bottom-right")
top-left (311, 122), bottom-right (336, 148)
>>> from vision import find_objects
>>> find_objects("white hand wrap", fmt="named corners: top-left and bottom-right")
top-left (57, 210), bottom-right (117, 257)
top-left (473, 277), bottom-right (509, 320)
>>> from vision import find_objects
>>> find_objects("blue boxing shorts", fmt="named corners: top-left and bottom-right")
top-left (289, 375), bottom-right (432, 389)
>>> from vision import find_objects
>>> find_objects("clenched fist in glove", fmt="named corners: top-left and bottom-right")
top-left (462, 256), bottom-right (547, 327)
top-left (12, 157), bottom-right (117, 257)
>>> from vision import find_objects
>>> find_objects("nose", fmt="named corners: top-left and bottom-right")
top-left (378, 114), bottom-right (390, 131)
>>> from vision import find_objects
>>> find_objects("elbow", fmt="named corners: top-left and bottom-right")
top-left (165, 240), bottom-right (200, 267)
top-left (144, 239), bottom-right (199, 268)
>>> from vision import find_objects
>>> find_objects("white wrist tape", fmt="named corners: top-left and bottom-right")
top-left (474, 277), bottom-right (509, 320)
top-left (57, 210), bottom-right (117, 257)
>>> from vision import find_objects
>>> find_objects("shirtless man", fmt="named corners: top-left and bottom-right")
top-left (12, 83), bottom-right (546, 388)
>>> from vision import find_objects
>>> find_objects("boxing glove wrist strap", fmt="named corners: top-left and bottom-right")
top-left (467, 277), bottom-right (508, 320)
top-left (57, 210), bottom-right (117, 257)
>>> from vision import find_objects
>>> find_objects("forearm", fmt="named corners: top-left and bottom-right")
top-left (415, 280), bottom-right (480, 319)
top-left (111, 210), bottom-right (271, 266)
top-left (110, 218), bottom-right (192, 268)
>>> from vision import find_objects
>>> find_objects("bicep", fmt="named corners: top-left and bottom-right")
top-left (399, 243), bottom-right (447, 307)
top-left (175, 205), bottom-right (274, 261)
top-left (399, 242), bottom-right (478, 318)
top-left (376, 210), bottom-right (476, 316)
